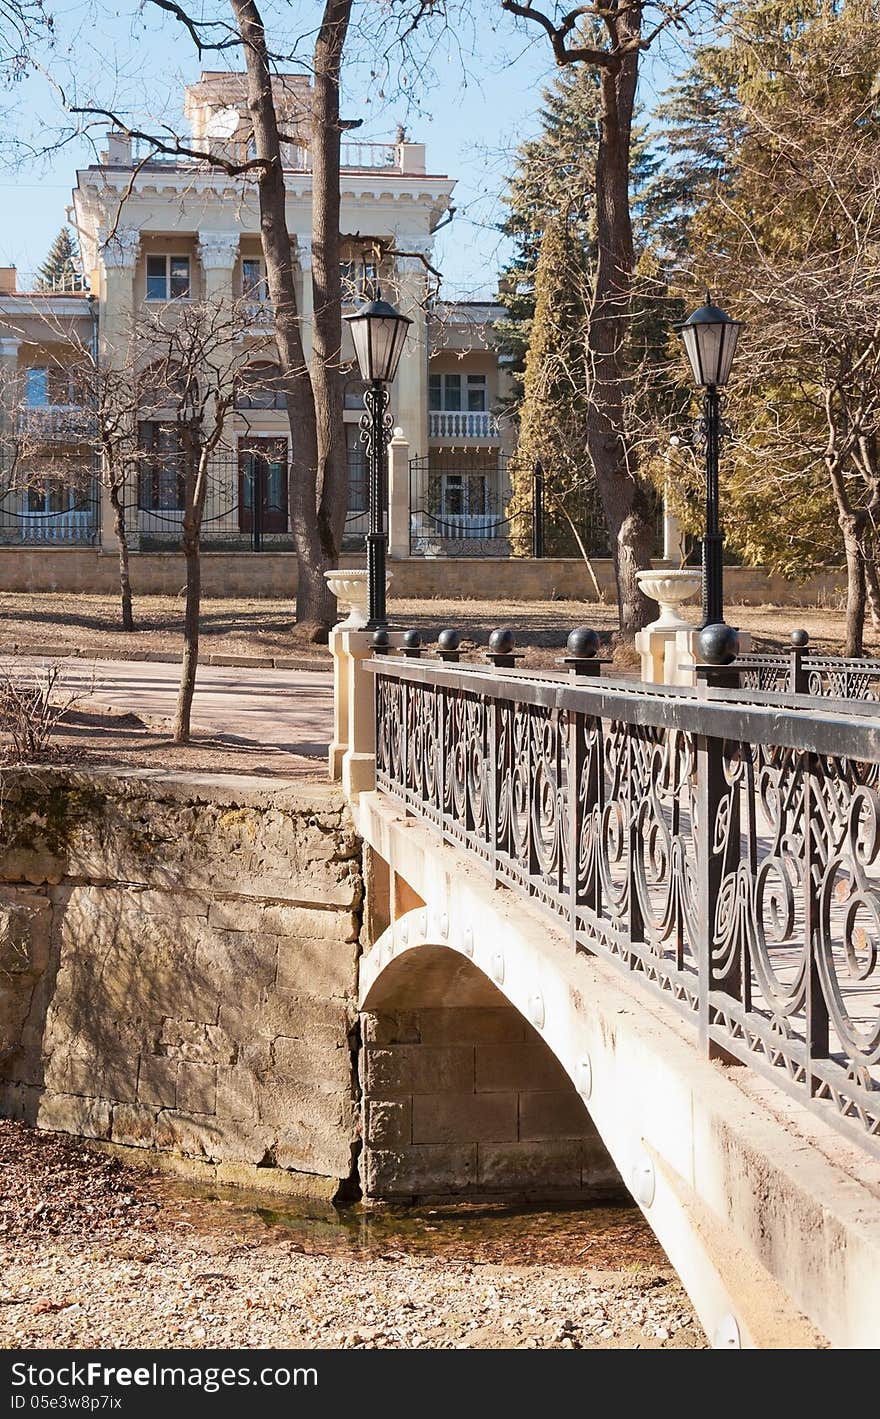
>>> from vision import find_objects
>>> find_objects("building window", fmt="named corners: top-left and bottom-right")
top-left (340, 257), bottom-right (379, 304)
top-left (146, 254), bottom-right (191, 302)
top-left (25, 478), bottom-right (76, 514)
top-left (429, 372), bottom-right (488, 413)
top-left (435, 472), bottom-right (489, 518)
top-left (241, 258), bottom-right (268, 302)
top-left (235, 362), bottom-right (286, 410)
top-left (137, 421), bottom-right (186, 510)
top-left (346, 423), bottom-right (366, 513)
top-left (25, 368), bottom-right (48, 406)
top-left (467, 374), bottom-right (487, 412)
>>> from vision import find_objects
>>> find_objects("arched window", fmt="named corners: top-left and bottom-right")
top-left (343, 375), bottom-right (368, 410)
top-left (138, 359), bottom-right (192, 415)
top-left (235, 361), bottom-right (286, 410)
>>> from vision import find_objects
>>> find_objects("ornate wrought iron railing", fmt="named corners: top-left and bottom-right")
top-left (370, 656), bottom-right (880, 1155)
top-left (698, 632), bottom-right (880, 701)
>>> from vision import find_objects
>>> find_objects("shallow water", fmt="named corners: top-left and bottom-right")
top-left (169, 1185), bottom-right (671, 1271)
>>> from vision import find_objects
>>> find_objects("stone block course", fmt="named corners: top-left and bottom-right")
top-left (362, 1005), bottom-right (616, 1201)
top-left (36, 1091), bottom-right (111, 1140)
top-left (478, 1139), bottom-right (584, 1191)
top-left (367, 1098), bottom-right (412, 1147)
top-left (475, 1042), bottom-right (572, 1093)
top-left (0, 769), bottom-right (364, 1200)
top-left (365, 1143), bottom-right (478, 1197)
top-left (137, 1055), bottom-right (178, 1109)
top-left (518, 1090), bottom-right (597, 1141)
top-left (111, 1102), bottom-right (157, 1149)
top-left (176, 1062), bottom-right (217, 1115)
top-left (366, 1044), bottom-right (474, 1096)
top-left (412, 1091), bottom-right (518, 1145)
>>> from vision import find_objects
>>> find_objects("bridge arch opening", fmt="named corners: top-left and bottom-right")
top-left (360, 944), bottom-right (623, 1204)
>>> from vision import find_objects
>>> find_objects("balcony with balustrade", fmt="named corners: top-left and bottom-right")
top-left (16, 405), bottom-right (96, 444)
top-left (428, 410), bottom-right (500, 443)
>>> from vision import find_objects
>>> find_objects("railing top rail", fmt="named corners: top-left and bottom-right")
top-left (367, 655), bottom-right (880, 761)
top-left (732, 651), bottom-right (880, 672)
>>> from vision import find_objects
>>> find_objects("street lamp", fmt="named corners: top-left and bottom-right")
top-left (344, 294), bottom-right (412, 630)
top-left (674, 293), bottom-right (742, 630)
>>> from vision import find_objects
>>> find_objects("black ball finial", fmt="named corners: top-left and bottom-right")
top-left (437, 628), bottom-right (460, 652)
top-left (488, 627), bottom-right (515, 656)
top-left (371, 628), bottom-right (391, 653)
top-left (790, 629), bottom-right (809, 649)
top-left (402, 628), bottom-right (422, 649)
top-left (566, 626), bottom-right (600, 659)
top-left (698, 622), bottom-right (740, 666)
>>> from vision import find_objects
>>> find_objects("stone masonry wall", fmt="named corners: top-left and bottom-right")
top-left (0, 769), bottom-right (363, 1198)
top-left (362, 1006), bottom-right (621, 1201)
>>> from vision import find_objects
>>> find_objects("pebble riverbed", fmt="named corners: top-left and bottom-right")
top-left (0, 1120), bottom-right (706, 1350)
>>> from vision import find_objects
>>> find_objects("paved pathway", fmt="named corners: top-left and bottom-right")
top-left (3, 656), bottom-right (334, 758)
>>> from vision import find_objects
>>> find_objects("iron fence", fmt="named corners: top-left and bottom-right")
top-left (0, 480), bottom-right (101, 546)
top-left (701, 639), bottom-right (880, 701)
top-left (370, 655), bottom-right (880, 1156)
top-left (408, 454), bottom-right (665, 559)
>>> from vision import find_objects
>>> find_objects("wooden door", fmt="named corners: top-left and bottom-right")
top-left (238, 438), bottom-right (288, 535)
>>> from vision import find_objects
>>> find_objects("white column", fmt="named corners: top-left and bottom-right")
top-left (197, 232), bottom-right (242, 528)
top-left (296, 236), bottom-right (313, 360)
top-left (197, 230), bottom-right (240, 303)
top-left (387, 429), bottom-right (410, 559)
top-left (98, 228), bottom-right (140, 551)
top-left (391, 240), bottom-right (431, 457)
top-left (0, 337), bottom-right (21, 434)
top-left (0, 337), bottom-right (21, 518)
top-left (663, 487), bottom-right (685, 563)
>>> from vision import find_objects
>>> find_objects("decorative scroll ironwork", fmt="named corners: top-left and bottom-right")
top-left (373, 661), bottom-right (880, 1154)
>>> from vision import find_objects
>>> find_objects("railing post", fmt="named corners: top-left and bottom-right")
top-left (627, 729), bottom-right (645, 967)
top-left (803, 756), bottom-right (829, 1090)
top-left (696, 732), bottom-right (741, 1056)
top-left (789, 629), bottom-right (809, 694)
top-left (252, 458), bottom-right (263, 552)
top-left (532, 459), bottom-right (545, 559)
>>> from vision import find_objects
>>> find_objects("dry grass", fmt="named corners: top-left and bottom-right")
top-left (0, 591), bottom-right (872, 672)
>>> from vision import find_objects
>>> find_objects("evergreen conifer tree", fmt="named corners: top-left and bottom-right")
top-left (35, 228), bottom-right (81, 292)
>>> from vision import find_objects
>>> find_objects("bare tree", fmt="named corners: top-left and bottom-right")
top-left (134, 298), bottom-right (258, 740)
top-left (489, 2), bottom-right (700, 636)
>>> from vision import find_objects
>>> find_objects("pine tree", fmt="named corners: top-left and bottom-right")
top-left (495, 58), bottom-right (666, 561)
top-left (35, 228), bottom-right (81, 293)
top-left (507, 216), bottom-right (593, 555)
top-left (494, 64), bottom-right (601, 412)
top-left (653, 0), bottom-right (880, 652)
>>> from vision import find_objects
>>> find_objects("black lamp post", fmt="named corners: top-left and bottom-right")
top-left (344, 294), bottom-right (412, 630)
top-left (674, 294), bottom-right (742, 629)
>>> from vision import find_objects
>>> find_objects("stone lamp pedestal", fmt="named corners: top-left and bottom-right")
top-left (634, 569), bottom-right (702, 685)
top-left (325, 567), bottom-right (397, 790)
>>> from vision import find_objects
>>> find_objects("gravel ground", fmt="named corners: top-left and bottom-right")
top-left (0, 591), bottom-right (869, 666)
top-left (0, 1121), bottom-right (706, 1351)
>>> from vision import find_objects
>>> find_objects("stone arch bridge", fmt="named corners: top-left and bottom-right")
top-left (333, 627), bottom-right (880, 1349)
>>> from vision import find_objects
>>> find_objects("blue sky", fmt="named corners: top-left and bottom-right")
top-left (0, 1), bottom-right (685, 297)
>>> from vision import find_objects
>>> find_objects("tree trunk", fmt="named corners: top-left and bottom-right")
top-left (826, 457), bottom-right (866, 656)
top-left (838, 513), bottom-right (866, 657)
top-left (174, 522), bottom-right (200, 742)
top-left (109, 481), bottom-right (134, 632)
top-left (586, 54), bottom-right (657, 637)
top-left (311, 0), bottom-right (354, 572)
top-left (230, 0), bottom-right (333, 638)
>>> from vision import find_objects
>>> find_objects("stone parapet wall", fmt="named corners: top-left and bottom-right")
top-left (362, 1005), bottom-right (620, 1202)
top-left (0, 546), bottom-right (849, 606)
top-left (0, 769), bottom-right (363, 1198)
